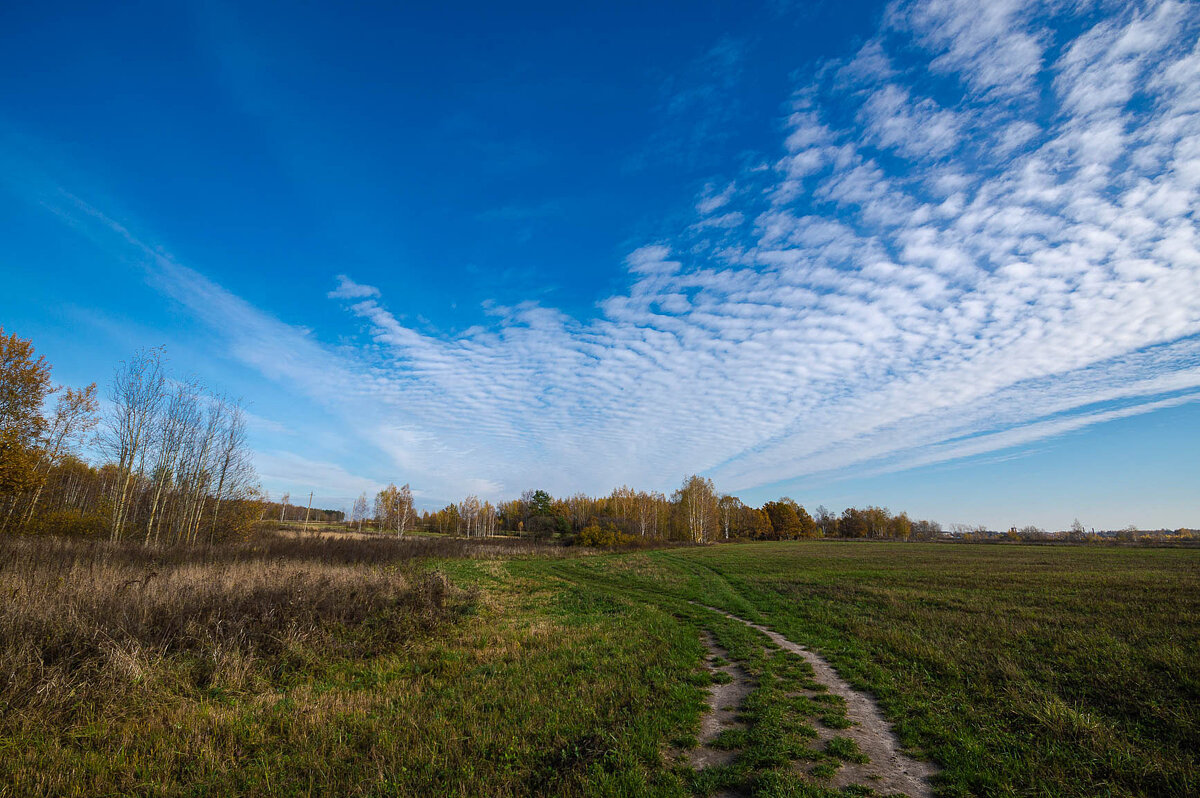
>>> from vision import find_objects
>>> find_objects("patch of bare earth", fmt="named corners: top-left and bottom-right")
top-left (708, 606), bottom-right (936, 797)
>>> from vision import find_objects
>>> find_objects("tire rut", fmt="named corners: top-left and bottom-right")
top-left (690, 631), bottom-right (754, 770)
top-left (692, 603), bottom-right (936, 798)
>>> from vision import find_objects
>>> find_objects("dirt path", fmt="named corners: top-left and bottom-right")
top-left (689, 631), bottom-right (754, 770)
top-left (695, 604), bottom-right (936, 798)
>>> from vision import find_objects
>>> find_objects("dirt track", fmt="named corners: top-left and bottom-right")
top-left (693, 604), bottom-right (936, 797)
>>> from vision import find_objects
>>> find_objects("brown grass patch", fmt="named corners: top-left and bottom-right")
top-left (0, 533), bottom-right (484, 724)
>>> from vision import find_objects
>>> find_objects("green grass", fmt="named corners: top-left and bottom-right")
top-left (537, 543), bottom-right (1200, 796)
top-left (2, 538), bottom-right (1195, 796)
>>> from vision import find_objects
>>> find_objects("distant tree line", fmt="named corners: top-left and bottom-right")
top-left (377, 476), bottom-right (947, 545)
top-left (0, 328), bottom-right (261, 541)
top-left (263, 496), bottom-right (345, 524)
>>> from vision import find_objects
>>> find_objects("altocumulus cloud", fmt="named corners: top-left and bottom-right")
top-left (313, 0), bottom-right (1200, 499)
top-left (62, 0), bottom-right (1200, 503)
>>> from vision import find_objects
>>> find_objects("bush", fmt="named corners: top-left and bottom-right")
top-left (524, 514), bottom-right (568, 540)
top-left (575, 524), bottom-right (639, 548)
top-left (26, 509), bottom-right (107, 538)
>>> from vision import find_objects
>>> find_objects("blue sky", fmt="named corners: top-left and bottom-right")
top-left (2, 0), bottom-right (1198, 530)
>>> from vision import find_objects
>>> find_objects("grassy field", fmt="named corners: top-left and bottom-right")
top-left (1, 535), bottom-right (1195, 796)
top-left (540, 543), bottom-right (1199, 796)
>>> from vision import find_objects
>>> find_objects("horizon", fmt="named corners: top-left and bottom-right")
top-left (3, 0), bottom-right (1199, 530)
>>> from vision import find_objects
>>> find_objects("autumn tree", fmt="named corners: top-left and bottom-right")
top-left (759, 499), bottom-right (791, 538)
top-left (742, 506), bottom-right (773, 539)
top-left (840, 507), bottom-right (868, 538)
top-left (607, 485), bottom-right (639, 534)
top-left (374, 482), bottom-right (415, 536)
top-left (21, 383), bottom-right (99, 528)
top-left (863, 506), bottom-right (890, 539)
top-left (395, 483), bottom-right (414, 535)
top-left (0, 328), bottom-right (54, 530)
top-left (459, 494), bottom-right (482, 537)
top-left (717, 494), bottom-right (742, 540)
top-left (674, 474), bottom-right (718, 543)
top-left (888, 511), bottom-right (912, 541)
top-left (635, 490), bottom-right (665, 538)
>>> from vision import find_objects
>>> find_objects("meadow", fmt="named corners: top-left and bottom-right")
top-left (0, 534), bottom-right (1195, 797)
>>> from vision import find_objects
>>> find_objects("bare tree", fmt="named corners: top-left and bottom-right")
top-left (1067, 518), bottom-right (1087, 542)
top-left (352, 492), bottom-right (369, 533)
top-left (208, 397), bottom-right (250, 543)
top-left (179, 398), bottom-right (220, 544)
top-left (101, 348), bottom-right (166, 540)
top-left (144, 379), bottom-right (200, 544)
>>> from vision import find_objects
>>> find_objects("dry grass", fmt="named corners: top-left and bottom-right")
top-left (0, 532), bottom-right (502, 726)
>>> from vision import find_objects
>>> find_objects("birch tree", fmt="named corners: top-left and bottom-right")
top-left (396, 483), bottom-right (413, 535)
top-left (352, 492), bottom-right (369, 532)
top-left (208, 396), bottom-right (250, 543)
top-left (101, 348), bottom-right (166, 540)
top-left (674, 474), bottom-right (717, 543)
top-left (717, 494), bottom-right (742, 541)
top-left (144, 379), bottom-right (200, 544)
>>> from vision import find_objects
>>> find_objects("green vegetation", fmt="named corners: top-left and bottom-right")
top-left (0, 533), bottom-right (1195, 796)
top-left (542, 543), bottom-right (1199, 796)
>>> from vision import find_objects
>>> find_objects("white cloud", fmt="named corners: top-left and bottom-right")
top-left (890, 0), bottom-right (1046, 99)
top-left (328, 274), bottom-right (381, 299)
top-left (253, 450), bottom-right (384, 509)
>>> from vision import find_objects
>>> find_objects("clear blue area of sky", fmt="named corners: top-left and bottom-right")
top-left (1, 1), bottom-right (1197, 529)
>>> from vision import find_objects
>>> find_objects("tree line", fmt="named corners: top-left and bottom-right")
top-left (0, 328), bottom-right (261, 541)
top-left (350, 476), bottom-right (945, 544)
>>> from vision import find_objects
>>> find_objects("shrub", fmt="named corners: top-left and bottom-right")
top-left (575, 524), bottom-right (639, 548)
top-left (25, 509), bottom-right (107, 538)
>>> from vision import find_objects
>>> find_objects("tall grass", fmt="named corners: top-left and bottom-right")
top-left (0, 533), bottom-right (502, 725)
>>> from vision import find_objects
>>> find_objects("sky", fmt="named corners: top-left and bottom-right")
top-left (2, 0), bottom-right (1198, 531)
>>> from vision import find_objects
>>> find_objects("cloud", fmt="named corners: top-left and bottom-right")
top-left (253, 450), bottom-right (384, 509)
top-left (32, 0), bottom-right (1200, 507)
top-left (889, 0), bottom-right (1047, 98)
top-left (328, 274), bottom-right (381, 300)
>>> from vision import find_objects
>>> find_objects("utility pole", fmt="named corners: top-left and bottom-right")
top-left (302, 491), bottom-right (313, 536)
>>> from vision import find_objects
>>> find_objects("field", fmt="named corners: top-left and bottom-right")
top-left (1, 536), bottom-right (1196, 797)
